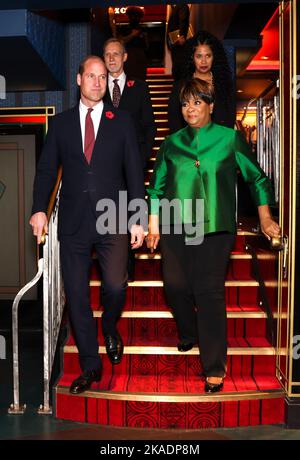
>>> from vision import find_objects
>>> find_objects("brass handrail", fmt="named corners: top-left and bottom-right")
top-left (40, 166), bottom-right (62, 245)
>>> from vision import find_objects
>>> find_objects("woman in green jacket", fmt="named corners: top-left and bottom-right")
top-left (146, 78), bottom-right (281, 393)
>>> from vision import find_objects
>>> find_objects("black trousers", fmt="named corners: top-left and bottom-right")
top-left (60, 203), bottom-right (128, 372)
top-left (160, 230), bottom-right (235, 377)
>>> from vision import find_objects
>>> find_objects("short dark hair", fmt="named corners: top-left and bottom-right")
top-left (78, 55), bottom-right (104, 76)
top-left (103, 38), bottom-right (127, 55)
top-left (179, 78), bottom-right (215, 105)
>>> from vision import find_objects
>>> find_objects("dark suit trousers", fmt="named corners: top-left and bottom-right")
top-left (160, 231), bottom-right (235, 377)
top-left (60, 202), bottom-right (128, 372)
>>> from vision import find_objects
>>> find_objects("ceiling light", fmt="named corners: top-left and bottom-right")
top-left (261, 56), bottom-right (269, 60)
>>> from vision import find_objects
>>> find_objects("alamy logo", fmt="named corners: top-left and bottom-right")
top-left (293, 335), bottom-right (300, 360)
top-left (292, 75), bottom-right (300, 100)
top-left (0, 75), bottom-right (6, 100)
top-left (95, 192), bottom-right (205, 245)
top-left (0, 335), bottom-right (6, 359)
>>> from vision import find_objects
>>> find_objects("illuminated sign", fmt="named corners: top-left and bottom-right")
top-left (114, 7), bottom-right (145, 15)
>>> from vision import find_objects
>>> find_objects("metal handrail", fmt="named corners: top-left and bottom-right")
top-left (9, 169), bottom-right (64, 415)
top-left (8, 259), bottom-right (44, 414)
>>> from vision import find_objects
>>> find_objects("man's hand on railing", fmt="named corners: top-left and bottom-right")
top-left (29, 212), bottom-right (48, 245)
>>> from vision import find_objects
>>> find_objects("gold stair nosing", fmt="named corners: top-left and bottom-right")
top-left (134, 252), bottom-right (275, 261)
top-left (56, 386), bottom-right (285, 403)
top-left (151, 97), bottom-right (169, 100)
top-left (64, 345), bottom-right (286, 356)
top-left (149, 89), bottom-right (171, 95)
top-left (154, 112), bottom-right (168, 115)
top-left (92, 310), bottom-right (287, 319)
top-left (149, 85), bottom-right (173, 88)
top-left (146, 79), bottom-right (174, 83)
top-left (90, 280), bottom-right (259, 287)
top-left (152, 104), bottom-right (168, 108)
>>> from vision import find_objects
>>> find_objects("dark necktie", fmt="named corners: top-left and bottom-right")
top-left (112, 79), bottom-right (121, 107)
top-left (84, 108), bottom-right (95, 164)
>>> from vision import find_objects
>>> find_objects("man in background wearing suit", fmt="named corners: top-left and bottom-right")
top-left (167, 4), bottom-right (190, 81)
top-left (29, 56), bottom-right (145, 394)
top-left (103, 38), bottom-right (156, 280)
top-left (103, 38), bottom-right (156, 168)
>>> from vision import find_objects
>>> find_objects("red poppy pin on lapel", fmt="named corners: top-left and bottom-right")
top-left (127, 80), bottom-right (135, 87)
top-left (105, 111), bottom-right (115, 119)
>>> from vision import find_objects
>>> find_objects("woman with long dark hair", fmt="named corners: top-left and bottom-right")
top-left (168, 30), bottom-right (235, 133)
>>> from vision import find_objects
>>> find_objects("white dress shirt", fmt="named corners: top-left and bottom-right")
top-left (108, 72), bottom-right (126, 100)
top-left (79, 100), bottom-right (104, 151)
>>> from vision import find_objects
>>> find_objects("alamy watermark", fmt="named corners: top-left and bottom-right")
top-left (0, 74), bottom-right (6, 100)
top-left (293, 335), bottom-right (300, 360)
top-left (292, 75), bottom-right (300, 100)
top-left (95, 192), bottom-right (204, 245)
top-left (0, 335), bottom-right (6, 360)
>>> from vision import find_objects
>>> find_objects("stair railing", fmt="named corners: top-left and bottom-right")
top-left (8, 169), bottom-right (64, 415)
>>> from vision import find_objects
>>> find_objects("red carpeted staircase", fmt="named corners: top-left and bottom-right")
top-left (54, 74), bottom-right (285, 429)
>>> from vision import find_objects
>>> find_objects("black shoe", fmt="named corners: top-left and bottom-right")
top-left (177, 341), bottom-right (196, 352)
top-left (127, 271), bottom-right (135, 282)
top-left (70, 369), bottom-right (101, 394)
top-left (105, 334), bottom-right (124, 365)
top-left (204, 378), bottom-right (224, 393)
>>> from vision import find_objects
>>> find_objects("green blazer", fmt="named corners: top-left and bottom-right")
top-left (147, 122), bottom-right (274, 234)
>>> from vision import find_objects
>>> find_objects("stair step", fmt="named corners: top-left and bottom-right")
top-left (92, 310), bottom-right (268, 318)
top-left (152, 104), bottom-right (168, 109)
top-left (146, 79), bottom-right (174, 83)
top-left (64, 343), bottom-right (282, 356)
top-left (66, 314), bottom-right (273, 345)
top-left (149, 84), bottom-right (173, 89)
top-left (90, 280), bottom-right (260, 287)
top-left (150, 92), bottom-right (172, 96)
top-left (62, 352), bottom-right (279, 387)
top-left (56, 373), bottom-right (283, 402)
top-left (55, 386), bottom-right (284, 428)
top-left (133, 251), bottom-right (275, 260)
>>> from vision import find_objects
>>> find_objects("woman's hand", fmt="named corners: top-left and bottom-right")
top-left (260, 216), bottom-right (281, 240)
top-left (146, 214), bottom-right (160, 253)
top-left (146, 233), bottom-right (160, 253)
top-left (258, 205), bottom-right (281, 240)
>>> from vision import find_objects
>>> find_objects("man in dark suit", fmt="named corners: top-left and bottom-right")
top-left (103, 38), bottom-right (156, 281)
top-left (167, 4), bottom-right (190, 81)
top-left (103, 38), bottom-right (156, 168)
top-left (29, 56), bottom-right (145, 394)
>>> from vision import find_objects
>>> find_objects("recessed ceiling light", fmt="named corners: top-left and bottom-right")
top-left (237, 89), bottom-right (243, 93)
top-left (261, 56), bottom-right (269, 60)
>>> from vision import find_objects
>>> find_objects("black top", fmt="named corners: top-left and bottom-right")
top-left (167, 4), bottom-right (190, 37)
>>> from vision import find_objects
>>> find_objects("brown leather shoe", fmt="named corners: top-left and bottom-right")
top-left (70, 369), bottom-right (101, 394)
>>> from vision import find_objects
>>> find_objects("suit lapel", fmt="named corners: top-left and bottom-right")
top-left (70, 105), bottom-right (87, 165)
top-left (118, 77), bottom-right (129, 109)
